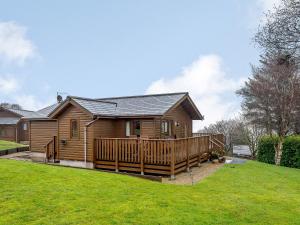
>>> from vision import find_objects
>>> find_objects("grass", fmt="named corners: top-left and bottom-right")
top-left (0, 160), bottom-right (299, 225)
top-left (0, 140), bottom-right (26, 151)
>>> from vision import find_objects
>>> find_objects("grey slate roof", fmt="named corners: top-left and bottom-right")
top-left (4, 108), bottom-right (44, 118)
top-left (0, 117), bottom-right (20, 125)
top-left (68, 92), bottom-right (187, 117)
top-left (72, 97), bottom-right (118, 116)
top-left (36, 103), bottom-right (60, 117)
top-left (97, 92), bottom-right (187, 116)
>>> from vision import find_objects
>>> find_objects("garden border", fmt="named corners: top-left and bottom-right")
top-left (0, 146), bottom-right (29, 156)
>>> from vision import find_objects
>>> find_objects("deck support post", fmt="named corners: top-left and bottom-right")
top-left (170, 140), bottom-right (175, 180)
top-left (197, 137), bottom-right (201, 167)
top-left (140, 139), bottom-right (144, 175)
top-left (114, 140), bottom-right (119, 172)
top-left (186, 138), bottom-right (190, 172)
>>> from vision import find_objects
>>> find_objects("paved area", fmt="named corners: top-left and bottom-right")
top-left (226, 157), bottom-right (247, 164)
top-left (162, 161), bottom-right (224, 185)
top-left (0, 151), bottom-right (45, 162)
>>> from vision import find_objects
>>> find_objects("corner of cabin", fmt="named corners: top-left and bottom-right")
top-left (55, 103), bottom-right (94, 166)
top-left (163, 97), bottom-right (199, 138)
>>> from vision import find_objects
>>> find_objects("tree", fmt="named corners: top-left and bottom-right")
top-left (200, 119), bottom-right (245, 154)
top-left (0, 103), bottom-right (22, 110)
top-left (255, 0), bottom-right (300, 63)
top-left (237, 54), bottom-right (300, 165)
top-left (240, 123), bottom-right (265, 158)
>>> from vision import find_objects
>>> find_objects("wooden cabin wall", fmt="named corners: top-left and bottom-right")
top-left (0, 109), bottom-right (19, 142)
top-left (92, 119), bottom-right (156, 139)
top-left (162, 104), bottom-right (193, 138)
top-left (0, 109), bottom-right (19, 118)
top-left (0, 125), bottom-right (16, 141)
top-left (93, 119), bottom-right (115, 138)
top-left (17, 120), bottom-right (30, 142)
top-left (30, 120), bottom-right (57, 152)
top-left (57, 105), bottom-right (94, 162)
top-left (140, 119), bottom-right (155, 138)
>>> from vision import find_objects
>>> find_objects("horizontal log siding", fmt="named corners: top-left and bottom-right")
top-left (163, 104), bottom-right (193, 138)
top-left (0, 109), bottom-right (19, 142)
top-left (30, 121), bottom-right (57, 152)
top-left (17, 120), bottom-right (29, 142)
top-left (0, 109), bottom-right (19, 118)
top-left (0, 125), bottom-right (16, 141)
top-left (58, 105), bottom-right (94, 162)
top-left (141, 120), bottom-right (155, 138)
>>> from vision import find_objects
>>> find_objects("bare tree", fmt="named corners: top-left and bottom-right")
top-left (240, 123), bottom-right (265, 158)
top-left (255, 0), bottom-right (300, 63)
top-left (237, 54), bottom-right (300, 165)
top-left (200, 119), bottom-right (245, 154)
top-left (0, 103), bottom-right (23, 110)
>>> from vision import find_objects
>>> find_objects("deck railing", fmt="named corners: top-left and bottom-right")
top-left (45, 136), bottom-right (57, 162)
top-left (94, 134), bottom-right (225, 178)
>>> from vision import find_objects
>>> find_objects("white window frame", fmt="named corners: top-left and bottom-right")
top-left (125, 121), bottom-right (131, 137)
top-left (23, 123), bottom-right (28, 131)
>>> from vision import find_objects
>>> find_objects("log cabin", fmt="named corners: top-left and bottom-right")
top-left (0, 107), bottom-right (46, 144)
top-left (27, 92), bottom-right (224, 178)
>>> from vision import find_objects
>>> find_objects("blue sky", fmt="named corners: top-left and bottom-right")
top-left (0, 0), bottom-right (279, 129)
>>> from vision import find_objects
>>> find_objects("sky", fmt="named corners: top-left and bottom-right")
top-left (0, 0), bottom-right (280, 130)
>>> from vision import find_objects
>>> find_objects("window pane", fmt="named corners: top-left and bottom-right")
top-left (23, 123), bottom-right (27, 131)
top-left (133, 120), bottom-right (140, 136)
top-left (126, 121), bottom-right (130, 137)
top-left (71, 120), bottom-right (78, 138)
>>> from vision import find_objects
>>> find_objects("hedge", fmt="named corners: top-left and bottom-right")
top-left (280, 136), bottom-right (300, 169)
top-left (257, 136), bottom-right (278, 164)
top-left (257, 135), bottom-right (300, 168)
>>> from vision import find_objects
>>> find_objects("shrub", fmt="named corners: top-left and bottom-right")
top-left (257, 136), bottom-right (278, 164)
top-left (281, 136), bottom-right (300, 169)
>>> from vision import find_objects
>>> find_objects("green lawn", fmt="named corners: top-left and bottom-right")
top-left (0, 160), bottom-right (299, 225)
top-left (0, 140), bottom-right (26, 151)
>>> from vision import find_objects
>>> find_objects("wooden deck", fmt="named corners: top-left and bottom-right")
top-left (94, 134), bottom-right (225, 178)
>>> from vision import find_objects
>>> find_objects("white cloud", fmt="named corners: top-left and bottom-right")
top-left (0, 76), bottom-right (19, 94)
top-left (146, 55), bottom-right (245, 131)
top-left (13, 94), bottom-right (54, 111)
top-left (0, 21), bottom-right (36, 65)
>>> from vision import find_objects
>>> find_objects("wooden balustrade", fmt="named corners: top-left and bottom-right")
top-left (94, 134), bottom-right (225, 178)
top-left (45, 136), bottom-right (57, 162)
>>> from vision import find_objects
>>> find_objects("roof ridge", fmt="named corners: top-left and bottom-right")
top-left (69, 96), bottom-right (118, 105)
top-left (3, 107), bottom-right (35, 113)
top-left (96, 92), bottom-right (188, 100)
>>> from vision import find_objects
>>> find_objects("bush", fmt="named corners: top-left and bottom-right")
top-left (280, 136), bottom-right (300, 169)
top-left (257, 136), bottom-right (278, 164)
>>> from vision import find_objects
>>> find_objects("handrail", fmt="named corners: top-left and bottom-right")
top-left (95, 136), bottom-right (211, 141)
top-left (214, 138), bottom-right (225, 147)
top-left (44, 139), bottom-right (54, 148)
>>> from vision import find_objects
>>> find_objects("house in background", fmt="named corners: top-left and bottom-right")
top-left (0, 104), bottom-right (59, 144)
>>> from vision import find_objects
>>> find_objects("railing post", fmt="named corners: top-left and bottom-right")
top-left (140, 139), bottom-right (144, 175)
top-left (115, 139), bottom-right (119, 172)
top-left (170, 140), bottom-right (175, 180)
top-left (197, 137), bottom-right (201, 167)
top-left (186, 138), bottom-right (190, 172)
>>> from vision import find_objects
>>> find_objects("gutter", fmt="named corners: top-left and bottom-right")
top-left (84, 118), bottom-right (100, 165)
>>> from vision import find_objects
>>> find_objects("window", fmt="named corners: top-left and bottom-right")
top-left (23, 123), bottom-right (28, 131)
top-left (70, 119), bottom-right (79, 138)
top-left (125, 121), bottom-right (130, 137)
top-left (132, 120), bottom-right (141, 137)
top-left (161, 120), bottom-right (170, 135)
top-left (0, 127), bottom-right (5, 136)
